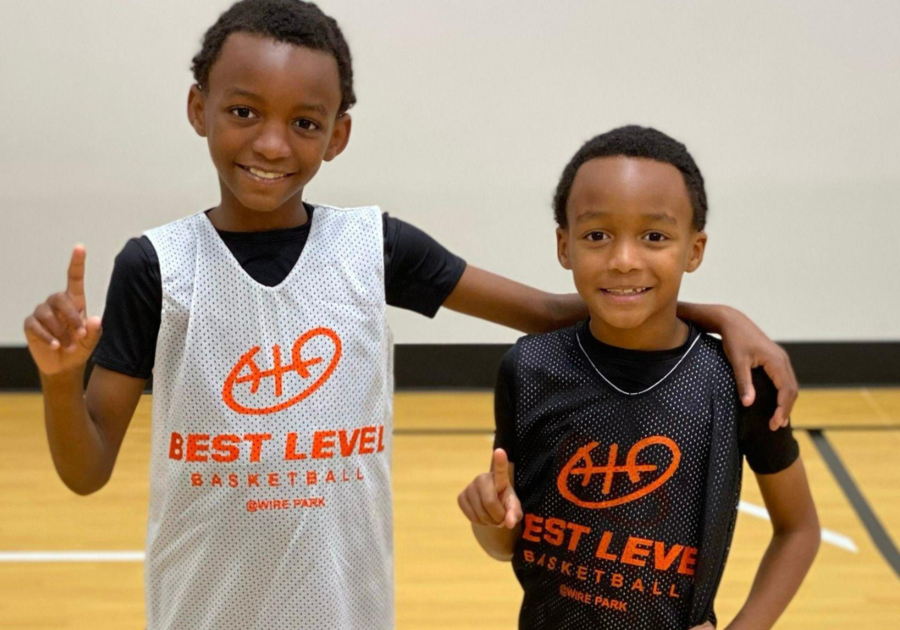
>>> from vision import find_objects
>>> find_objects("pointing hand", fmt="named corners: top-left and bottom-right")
top-left (24, 245), bottom-right (102, 376)
top-left (458, 448), bottom-right (523, 529)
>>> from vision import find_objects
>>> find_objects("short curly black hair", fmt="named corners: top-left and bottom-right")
top-left (191, 0), bottom-right (355, 114)
top-left (553, 125), bottom-right (707, 230)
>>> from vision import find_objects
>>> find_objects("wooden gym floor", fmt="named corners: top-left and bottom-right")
top-left (1, 389), bottom-right (899, 628)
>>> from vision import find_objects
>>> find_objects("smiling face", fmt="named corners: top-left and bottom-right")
top-left (187, 32), bottom-right (350, 220)
top-left (557, 156), bottom-right (707, 349)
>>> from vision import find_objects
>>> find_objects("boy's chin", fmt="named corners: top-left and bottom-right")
top-left (233, 192), bottom-right (291, 213)
top-left (222, 180), bottom-right (302, 214)
top-left (589, 307), bottom-right (652, 331)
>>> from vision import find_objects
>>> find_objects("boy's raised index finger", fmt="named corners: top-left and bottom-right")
top-left (492, 448), bottom-right (509, 482)
top-left (67, 244), bottom-right (86, 297)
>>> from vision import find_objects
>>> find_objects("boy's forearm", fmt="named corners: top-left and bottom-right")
top-left (446, 269), bottom-right (743, 335)
top-left (549, 293), bottom-right (590, 330)
top-left (41, 369), bottom-right (113, 495)
top-left (443, 266), bottom-right (588, 334)
top-left (675, 302), bottom-right (735, 334)
top-left (725, 528), bottom-right (820, 630)
top-left (472, 522), bottom-right (520, 561)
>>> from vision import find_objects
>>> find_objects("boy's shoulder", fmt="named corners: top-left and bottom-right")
top-left (144, 211), bottom-right (206, 239)
top-left (673, 328), bottom-right (730, 367)
top-left (687, 331), bottom-right (743, 393)
top-left (694, 330), bottom-right (729, 362)
top-left (308, 204), bottom-right (385, 233)
top-left (310, 202), bottom-right (382, 214)
top-left (142, 212), bottom-right (208, 262)
top-left (691, 332), bottom-right (780, 414)
top-left (501, 323), bottom-right (581, 376)
top-left (512, 323), bottom-right (580, 354)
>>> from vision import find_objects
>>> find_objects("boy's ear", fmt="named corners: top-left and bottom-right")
top-left (187, 84), bottom-right (207, 137)
top-left (556, 227), bottom-right (572, 270)
top-left (324, 113), bottom-right (352, 162)
top-left (686, 230), bottom-right (707, 273)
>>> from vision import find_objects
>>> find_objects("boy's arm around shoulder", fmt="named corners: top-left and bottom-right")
top-left (725, 457), bottom-right (820, 629)
top-left (683, 303), bottom-right (798, 431)
top-left (442, 266), bottom-right (774, 347)
top-left (443, 265), bottom-right (586, 334)
top-left (442, 267), bottom-right (798, 428)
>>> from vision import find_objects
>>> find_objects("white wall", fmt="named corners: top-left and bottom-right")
top-left (2, 0), bottom-right (898, 345)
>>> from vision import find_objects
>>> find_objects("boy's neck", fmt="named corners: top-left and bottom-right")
top-left (588, 310), bottom-right (689, 351)
top-left (208, 195), bottom-right (309, 232)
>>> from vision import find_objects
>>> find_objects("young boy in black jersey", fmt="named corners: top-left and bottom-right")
top-left (24, 1), bottom-right (802, 628)
top-left (459, 126), bottom-right (819, 630)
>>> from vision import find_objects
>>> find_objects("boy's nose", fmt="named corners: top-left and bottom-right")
top-left (607, 239), bottom-right (642, 274)
top-left (252, 122), bottom-right (292, 161)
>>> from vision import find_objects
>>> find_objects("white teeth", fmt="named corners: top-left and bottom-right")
top-left (607, 288), bottom-right (648, 295)
top-left (248, 167), bottom-right (288, 179)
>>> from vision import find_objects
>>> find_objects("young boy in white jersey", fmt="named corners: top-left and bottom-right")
top-left (458, 126), bottom-right (819, 630)
top-left (24, 2), bottom-right (799, 628)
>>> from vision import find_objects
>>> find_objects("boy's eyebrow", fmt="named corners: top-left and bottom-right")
top-left (294, 102), bottom-right (329, 117)
top-left (227, 87), bottom-right (263, 99)
top-left (643, 212), bottom-right (678, 225)
top-left (225, 88), bottom-right (329, 117)
top-left (575, 210), bottom-right (679, 225)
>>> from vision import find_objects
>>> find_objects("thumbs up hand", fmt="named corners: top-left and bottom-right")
top-left (24, 245), bottom-right (103, 376)
top-left (458, 448), bottom-right (523, 529)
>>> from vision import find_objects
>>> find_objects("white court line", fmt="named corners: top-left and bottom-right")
top-left (739, 500), bottom-right (857, 552)
top-left (0, 551), bottom-right (144, 563)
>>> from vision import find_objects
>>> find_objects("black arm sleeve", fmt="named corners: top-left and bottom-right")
top-left (383, 214), bottom-right (467, 317)
top-left (91, 236), bottom-right (162, 379)
top-left (493, 346), bottom-right (519, 463)
top-left (738, 368), bottom-right (800, 474)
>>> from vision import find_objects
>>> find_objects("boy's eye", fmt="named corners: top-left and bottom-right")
top-left (294, 119), bottom-right (320, 131)
top-left (643, 232), bottom-right (669, 242)
top-left (585, 231), bottom-right (609, 242)
top-left (230, 107), bottom-right (257, 119)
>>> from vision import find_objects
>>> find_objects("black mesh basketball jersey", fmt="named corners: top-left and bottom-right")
top-left (509, 323), bottom-right (743, 629)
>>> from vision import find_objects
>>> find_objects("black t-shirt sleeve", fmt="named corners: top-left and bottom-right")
top-left (493, 346), bottom-right (519, 463)
top-left (91, 236), bottom-right (162, 379)
top-left (382, 214), bottom-right (467, 317)
top-left (738, 368), bottom-right (800, 474)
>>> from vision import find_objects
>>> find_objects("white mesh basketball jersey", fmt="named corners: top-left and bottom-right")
top-left (144, 206), bottom-right (393, 630)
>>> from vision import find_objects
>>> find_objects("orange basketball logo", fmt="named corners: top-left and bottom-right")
top-left (557, 436), bottom-right (681, 509)
top-left (222, 327), bottom-right (342, 415)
